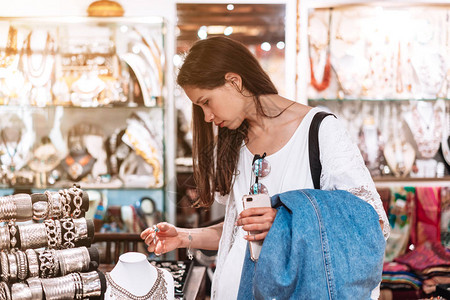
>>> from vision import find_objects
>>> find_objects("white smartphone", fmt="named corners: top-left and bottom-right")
top-left (242, 193), bottom-right (271, 261)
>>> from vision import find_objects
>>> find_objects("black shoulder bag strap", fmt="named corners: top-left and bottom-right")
top-left (308, 111), bottom-right (336, 189)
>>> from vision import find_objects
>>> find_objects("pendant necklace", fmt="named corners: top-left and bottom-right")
top-left (411, 103), bottom-right (442, 159)
top-left (308, 9), bottom-right (332, 92)
top-left (0, 129), bottom-right (21, 172)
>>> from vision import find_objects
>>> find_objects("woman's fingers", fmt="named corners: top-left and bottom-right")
top-left (237, 213), bottom-right (276, 227)
top-left (242, 222), bottom-right (272, 232)
top-left (244, 231), bottom-right (268, 241)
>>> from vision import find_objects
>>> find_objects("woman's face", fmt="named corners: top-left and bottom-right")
top-left (184, 83), bottom-right (248, 130)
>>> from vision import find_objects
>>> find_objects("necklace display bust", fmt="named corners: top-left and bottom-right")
top-left (105, 252), bottom-right (174, 300)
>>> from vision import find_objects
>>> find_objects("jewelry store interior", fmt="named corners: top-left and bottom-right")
top-left (0, 0), bottom-right (449, 299)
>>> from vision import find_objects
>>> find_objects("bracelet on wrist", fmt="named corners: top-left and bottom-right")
top-left (187, 232), bottom-right (193, 261)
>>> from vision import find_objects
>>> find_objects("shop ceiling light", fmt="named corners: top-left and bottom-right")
top-left (197, 26), bottom-right (207, 39)
top-left (261, 42), bottom-right (271, 51)
top-left (224, 26), bottom-right (233, 36)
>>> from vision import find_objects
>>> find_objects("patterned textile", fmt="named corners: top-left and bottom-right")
top-left (394, 241), bottom-right (450, 274)
top-left (441, 187), bottom-right (450, 248)
top-left (412, 187), bottom-right (441, 246)
top-left (385, 187), bottom-right (415, 261)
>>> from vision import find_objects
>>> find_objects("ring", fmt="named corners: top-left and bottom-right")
top-left (253, 234), bottom-right (257, 241)
top-left (153, 225), bottom-right (159, 232)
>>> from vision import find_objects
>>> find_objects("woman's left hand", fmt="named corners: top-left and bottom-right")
top-left (236, 207), bottom-right (277, 241)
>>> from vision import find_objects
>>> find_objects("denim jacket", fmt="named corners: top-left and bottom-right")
top-left (237, 189), bottom-right (385, 300)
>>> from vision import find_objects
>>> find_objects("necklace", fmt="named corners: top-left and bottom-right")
top-left (410, 103), bottom-right (443, 159)
top-left (22, 31), bottom-right (54, 88)
top-left (308, 9), bottom-right (332, 92)
top-left (65, 153), bottom-right (92, 179)
top-left (1, 129), bottom-right (21, 172)
top-left (106, 269), bottom-right (168, 300)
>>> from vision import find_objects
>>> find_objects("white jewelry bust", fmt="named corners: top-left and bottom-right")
top-left (105, 252), bottom-right (174, 300)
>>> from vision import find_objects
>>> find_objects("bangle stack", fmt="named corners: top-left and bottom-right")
top-left (0, 186), bottom-right (105, 299)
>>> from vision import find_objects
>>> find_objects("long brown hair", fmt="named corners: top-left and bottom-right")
top-left (177, 37), bottom-right (278, 207)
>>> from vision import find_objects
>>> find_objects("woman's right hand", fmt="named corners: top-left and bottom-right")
top-left (140, 222), bottom-right (183, 255)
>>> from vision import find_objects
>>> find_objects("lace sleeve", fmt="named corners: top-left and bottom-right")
top-left (318, 116), bottom-right (390, 239)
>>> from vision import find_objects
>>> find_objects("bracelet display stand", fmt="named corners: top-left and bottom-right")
top-left (0, 185), bottom-right (107, 299)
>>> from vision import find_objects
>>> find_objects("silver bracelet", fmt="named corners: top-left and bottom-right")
top-left (15, 251), bottom-right (28, 281)
top-left (45, 191), bottom-right (61, 219)
top-left (70, 186), bottom-right (83, 218)
top-left (58, 189), bottom-right (71, 217)
top-left (32, 202), bottom-right (48, 221)
top-left (13, 194), bottom-right (32, 222)
top-left (10, 282), bottom-right (32, 300)
top-left (18, 223), bottom-right (47, 250)
top-left (72, 218), bottom-right (88, 241)
top-left (0, 226), bottom-right (11, 251)
top-left (1, 251), bottom-right (9, 282)
top-left (71, 272), bottom-right (83, 300)
top-left (44, 220), bottom-right (58, 249)
top-left (55, 220), bottom-right (62, 247)
top-left (41, 275), bottom-right (75, 300)
top-left (25, 278), bottom-right (43, 300)
top-left (61, 218), bottom-right (76, 248)
top-left (25, 249), bottom-right (39, 278)
top-left (38, 249), bottom-right (58, 278)
top-left (0, 281), bottom-right (11, 300)
top-left (8, 221), bottom-right (17, 249)
top-left (79, 271), bottom-right (102, 298)
top-left (8, 252), bottom-right (18, 283)
top-left (0, 195), bottom-right (16, 222)
top-left (187, 232), bottom-right (194, 260)
top-left (58, 247), bottom-right (90, 276)
top-left (0, 281), bottom-right (6, 300)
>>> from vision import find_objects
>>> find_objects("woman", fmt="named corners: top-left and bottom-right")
top-left (141, 37), bottom-right (389, 299)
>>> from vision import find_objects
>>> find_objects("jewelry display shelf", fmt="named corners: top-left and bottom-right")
top-left (0, 15), bottom-right (176, 225)
top-left (308, 98), bottom-right (449, 102)
top-left (374, 176), bottom-right (450, 188)
top-left (300, 1), bottom-right (450, 186)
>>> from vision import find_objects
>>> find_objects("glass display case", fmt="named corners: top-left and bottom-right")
top-left (298, 1), bottom-right (450, 183)
top-left (0, 16), bottom-right (175, 222)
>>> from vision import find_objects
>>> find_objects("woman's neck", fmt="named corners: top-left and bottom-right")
top-left (245, 94), bottom-right (294, 131)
